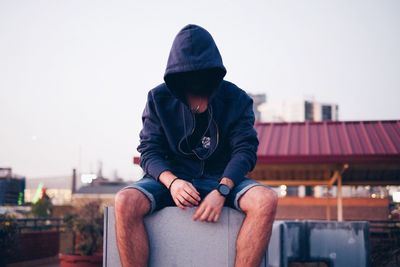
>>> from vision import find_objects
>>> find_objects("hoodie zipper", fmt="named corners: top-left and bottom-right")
top-left (178, 104), bottom-right (196, 156)
top-left (200, 160), bottom-right (205, 177)
top-left (211, 104), bottom-right (220, 150)
top-left (213, 118), bottom-right (219, 149)
top-left (198, 108), bottom-right (205, 178)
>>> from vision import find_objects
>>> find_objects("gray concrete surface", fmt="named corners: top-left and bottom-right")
top-left (103, 206), bottom-right (370, 267)
top-left (104, 206), bottom-right (268, 267)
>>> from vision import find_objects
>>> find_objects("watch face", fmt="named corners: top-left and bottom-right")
top-left (218, 184), bottom-right (230, 196)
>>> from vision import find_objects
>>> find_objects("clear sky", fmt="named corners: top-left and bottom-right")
top-left (1, 0), bottom-right (399, 181)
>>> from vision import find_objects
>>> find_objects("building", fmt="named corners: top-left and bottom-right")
top-left (258, 97), bottom-right (339, 122)
top-left (248, 93), bottom-right (267, 122)
top-left (0, 168), bottom-right (25, 205)
top-left (250, 120), bottom-right (400, 221)
top-left (72, 177), bottom-right (129, 207)
top-left (25, 175), bottom-right (73, 205)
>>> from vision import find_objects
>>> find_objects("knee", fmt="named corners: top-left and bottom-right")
top-left (259, 187), bottom-right (278, 215)
top-left (114, 188), bottom-right (150, 220)
top-left (243, 186), bottom-right (278, 217)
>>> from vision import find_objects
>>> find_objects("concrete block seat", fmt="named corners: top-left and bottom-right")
top-left (103, 207), bottom-right (370, 267)
top-left (104, 206), bottom-right (269, 267)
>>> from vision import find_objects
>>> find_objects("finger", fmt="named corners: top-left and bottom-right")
top-left (207, 211), bottom-right (216, 223)
top-left (178, 195), bottom-right (193, 207)
top-left (176, 198), bottom-right (186, 209)
top-left (199, 207), bottom-right (212, 221)
top-left (181, 192), bottom-right (197, 206)
top-left (182, 189), bottom-right (200, 205)
top-left (187, 183), bottom-right (201, 197)
top-left (184, 186), bottom-right (200, 203)
top-left (183, 184), bottom-right (200, 198)
top-left (193, 205), bottom-right (205, 220)
top-left (213, 211), bottom-right (220, 222)
top-left (174, 197), bottom-right (186, 209)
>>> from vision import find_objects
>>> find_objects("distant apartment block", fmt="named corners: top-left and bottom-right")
top-left (0, 167), bottom-right (25, 205)
top-left (258, 98), bottom-right (339, 122)
top-left (248, 93), bottom-right (267, 122)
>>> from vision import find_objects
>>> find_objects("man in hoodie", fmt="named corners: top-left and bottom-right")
top-left (114, 24), bottom-right (278, 267)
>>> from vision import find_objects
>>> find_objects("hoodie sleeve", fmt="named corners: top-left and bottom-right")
top-left (221, 95), bottom-right (259, 186)
top-left (136, 91), bottom-right (172, 181)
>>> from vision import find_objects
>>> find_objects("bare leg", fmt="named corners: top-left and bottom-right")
top-left (234, 186), bottom-right (278, 267)
top-left (114, 188), bottom-right (151, 267)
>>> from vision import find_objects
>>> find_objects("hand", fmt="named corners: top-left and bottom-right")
top-left (193, 189), bottom-right (225, 223)
top-left (169, 179), bottom-right (201, 209)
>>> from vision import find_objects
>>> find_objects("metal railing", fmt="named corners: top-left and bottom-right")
top-left (369, 220), bottom-right (400, 267)
top-left (0, 217), bottom-right (64, 233)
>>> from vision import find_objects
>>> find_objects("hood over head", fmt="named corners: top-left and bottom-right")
top-left (163, 24), bottom-right (227, 105)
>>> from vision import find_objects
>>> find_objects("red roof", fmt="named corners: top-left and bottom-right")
top-left (255, 120), bottom-right (400, 164)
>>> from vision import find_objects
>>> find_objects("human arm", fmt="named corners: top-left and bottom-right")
top-left (220, 94), bottom-right (259, 186)
top-left (136, 90), bottom-right (173, 181)
top-left (137, 90), bottom-right (201, 206)
top-left (193, 94), bottom-right (259, 223)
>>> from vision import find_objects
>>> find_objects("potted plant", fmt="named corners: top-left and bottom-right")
top-left (59, 200), bottom-right (104, 267)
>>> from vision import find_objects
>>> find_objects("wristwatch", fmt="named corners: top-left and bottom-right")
top-left (216, 183), bottom-right (231, 197)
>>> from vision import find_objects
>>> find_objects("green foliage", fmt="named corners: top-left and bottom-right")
top-left (31, 197), bottom-right (53, 218)
top-left (63, 200), bottom-right (104, 256)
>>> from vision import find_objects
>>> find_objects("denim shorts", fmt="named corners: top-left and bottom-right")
top-left (120, 174), bottom-right (270, 215)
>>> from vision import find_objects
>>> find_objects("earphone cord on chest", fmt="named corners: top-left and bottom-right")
top-left (182, 105), bottom-right (212, 148)
top-left (194, 108), bottom-right (212, 148)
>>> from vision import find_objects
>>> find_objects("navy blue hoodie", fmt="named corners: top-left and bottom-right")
top-left (137, 24), bottom-right (259, 186)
